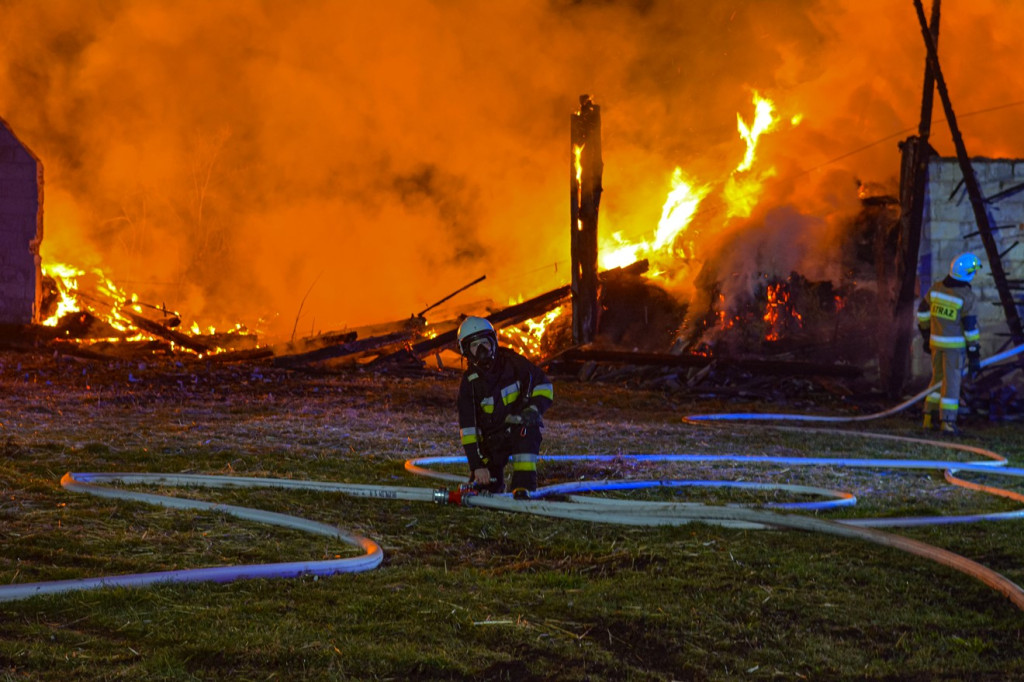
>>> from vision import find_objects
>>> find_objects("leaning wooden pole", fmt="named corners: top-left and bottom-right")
top-left (570, 95), bottom-right (603, 345)
top-left (912, 0), bottom-right (1024, 354)
top-left (889, 0), bottom-right (940, 397)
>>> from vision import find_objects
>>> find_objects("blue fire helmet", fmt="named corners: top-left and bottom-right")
top-left (950, 253), bottom-right (982, 282)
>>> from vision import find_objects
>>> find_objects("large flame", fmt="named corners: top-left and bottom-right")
top-left (735, 92), bottom-right (777, 173)
top-left (724, 92), bottom-right (783, 219)
top-left (1, 1), bottom-right (1021, 339)
top-left (40, 263), bottom-right (85, 327)
top-left (599, 167), bottom-right (711, 272)
top-left (40, 261), bottom-right (241, 352)
top-left (40, 262), bottom-right (138, 332)
top-left (598, 92), bottom-right (785, 276)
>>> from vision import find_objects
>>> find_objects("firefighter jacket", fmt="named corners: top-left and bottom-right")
top-left (917, 276), bottom-right (980, 352)
top-left (458, 347), bottom-right (554, 471)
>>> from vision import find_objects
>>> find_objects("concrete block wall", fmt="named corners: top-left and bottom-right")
top-left (916, 156), bottom-right (1024, 376)
top-left (0, 117), bottom-right (43, 325)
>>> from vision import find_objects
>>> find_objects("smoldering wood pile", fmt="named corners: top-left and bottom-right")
top-left (0, 262), bottom-right (650, 375)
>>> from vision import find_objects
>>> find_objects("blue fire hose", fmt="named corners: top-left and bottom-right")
top-left (1, 345), bottom-right (1022, 610)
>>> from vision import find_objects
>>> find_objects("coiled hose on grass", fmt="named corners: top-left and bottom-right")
top-left (0, 345), bottom-right (1021, 609)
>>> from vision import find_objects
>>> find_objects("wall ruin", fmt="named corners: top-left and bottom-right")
top-left (917, 156), bottom-right (1024, 375)
top-left (0, 116), bottom-right (42, 325)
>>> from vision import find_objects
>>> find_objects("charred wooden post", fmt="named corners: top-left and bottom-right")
top-left (913, 0), bottom-right (1024, 360)
top-left (126, 312), bottom-right (215, 355)
top-left (570, 95), bottom-right (603, 345)
top-left (890, 0), bottom-right (941, 397)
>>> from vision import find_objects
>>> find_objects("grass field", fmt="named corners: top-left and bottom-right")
top-left (1, 351), bottom-right (1023, 680)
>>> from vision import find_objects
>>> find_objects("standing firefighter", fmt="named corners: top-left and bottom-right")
top-left (456, 316), bottom-right (553, 496)
top-left (917, 252), bottom-right (982, 434)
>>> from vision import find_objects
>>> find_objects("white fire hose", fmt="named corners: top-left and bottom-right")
top-left (1, 345), bottom-right (1022, 611)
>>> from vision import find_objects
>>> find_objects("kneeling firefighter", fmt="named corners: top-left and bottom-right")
top-left (917, 252), bottom-right (982, 434)
top-left (455, 316), bottom-right (554, 495)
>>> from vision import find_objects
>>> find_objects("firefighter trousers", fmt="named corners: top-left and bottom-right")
top-left (925, 348), bottom-right (964, 424)
top-left (477, 424), bottom-right (542, 493)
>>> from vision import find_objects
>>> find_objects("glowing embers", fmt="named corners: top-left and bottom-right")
top-left (695, 273), bottom-right (857, 362)
top-left (762, 281), bottom-right (803, 342)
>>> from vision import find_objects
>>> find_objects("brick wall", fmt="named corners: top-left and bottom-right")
top-left (917, 156), bottom-right (1024, 375)
top-left (0, 117), bottom-right (43, 325)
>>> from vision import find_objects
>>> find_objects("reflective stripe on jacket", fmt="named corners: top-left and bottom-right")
top-left (917, 278), bottom-right (978, 350)
top-left (457, 347), bottom-right (553, 470)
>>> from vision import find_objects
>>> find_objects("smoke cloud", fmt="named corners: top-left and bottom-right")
top-left (1, 0), bottom-right (1021, 340)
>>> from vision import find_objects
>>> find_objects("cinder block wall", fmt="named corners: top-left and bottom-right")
top-left (0, 117), bottom-right (43, 325)
top-left (917, 156), bottom-right (1024, 376)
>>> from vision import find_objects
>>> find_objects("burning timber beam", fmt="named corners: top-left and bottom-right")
top-left (212, 329), bottom-right (360, 363)
top-left (272, 330), bottom-right (411, 369)
top-left (912, 0), bottom-right (1024, 358)
top-left (416, 275), bottom-right (486, 318)
top-left (126, 311), bottom-right (214, 355)
top-left (570, 95), bottom-right (603, 345)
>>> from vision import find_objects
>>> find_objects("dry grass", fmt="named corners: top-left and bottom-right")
top-left (1, 351), bottom-right (1023, 680)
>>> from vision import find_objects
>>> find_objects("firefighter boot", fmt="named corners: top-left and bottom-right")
top-left (922, 412), bottom-right (936, 430)
top-left (509, 453), bottom-right (538, 495)
top-left (940, 420), bottom-right (962, 436)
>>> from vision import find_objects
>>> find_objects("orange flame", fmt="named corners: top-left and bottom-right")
top-left (598, 91), bottom-right (791, 275)
top-left (41, 260), bottom-right (238, 351)
top-left (40, 263), bottom-right (85, 327)
top-left (724, 92), bottom-right (780, 219)
top-left (573, 144), bottom-right (584, 233)
top-left (40, 262), bottom-right (138, 333)
top-left (735, 92), bottom-right (776, 173)
top-left (599, 167), bottom-right (711, 271)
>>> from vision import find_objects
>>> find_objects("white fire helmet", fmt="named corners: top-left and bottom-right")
top-left (457, 316), bottom-right (497, 366)
top-left (950, 253), bottom-right (982, 283)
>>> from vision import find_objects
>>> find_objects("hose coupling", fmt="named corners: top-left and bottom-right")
top-left (434, 485), bottom-right (479, 506)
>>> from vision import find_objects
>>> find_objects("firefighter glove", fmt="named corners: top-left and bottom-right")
top-left (921, 331), bottom-right (931, 355)
top-left (968, 350), bottom-right (981, 379)
top-left (504, 414), bottom-right (523, 426)
top-left (520, 406), bottom-right (541, 427)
